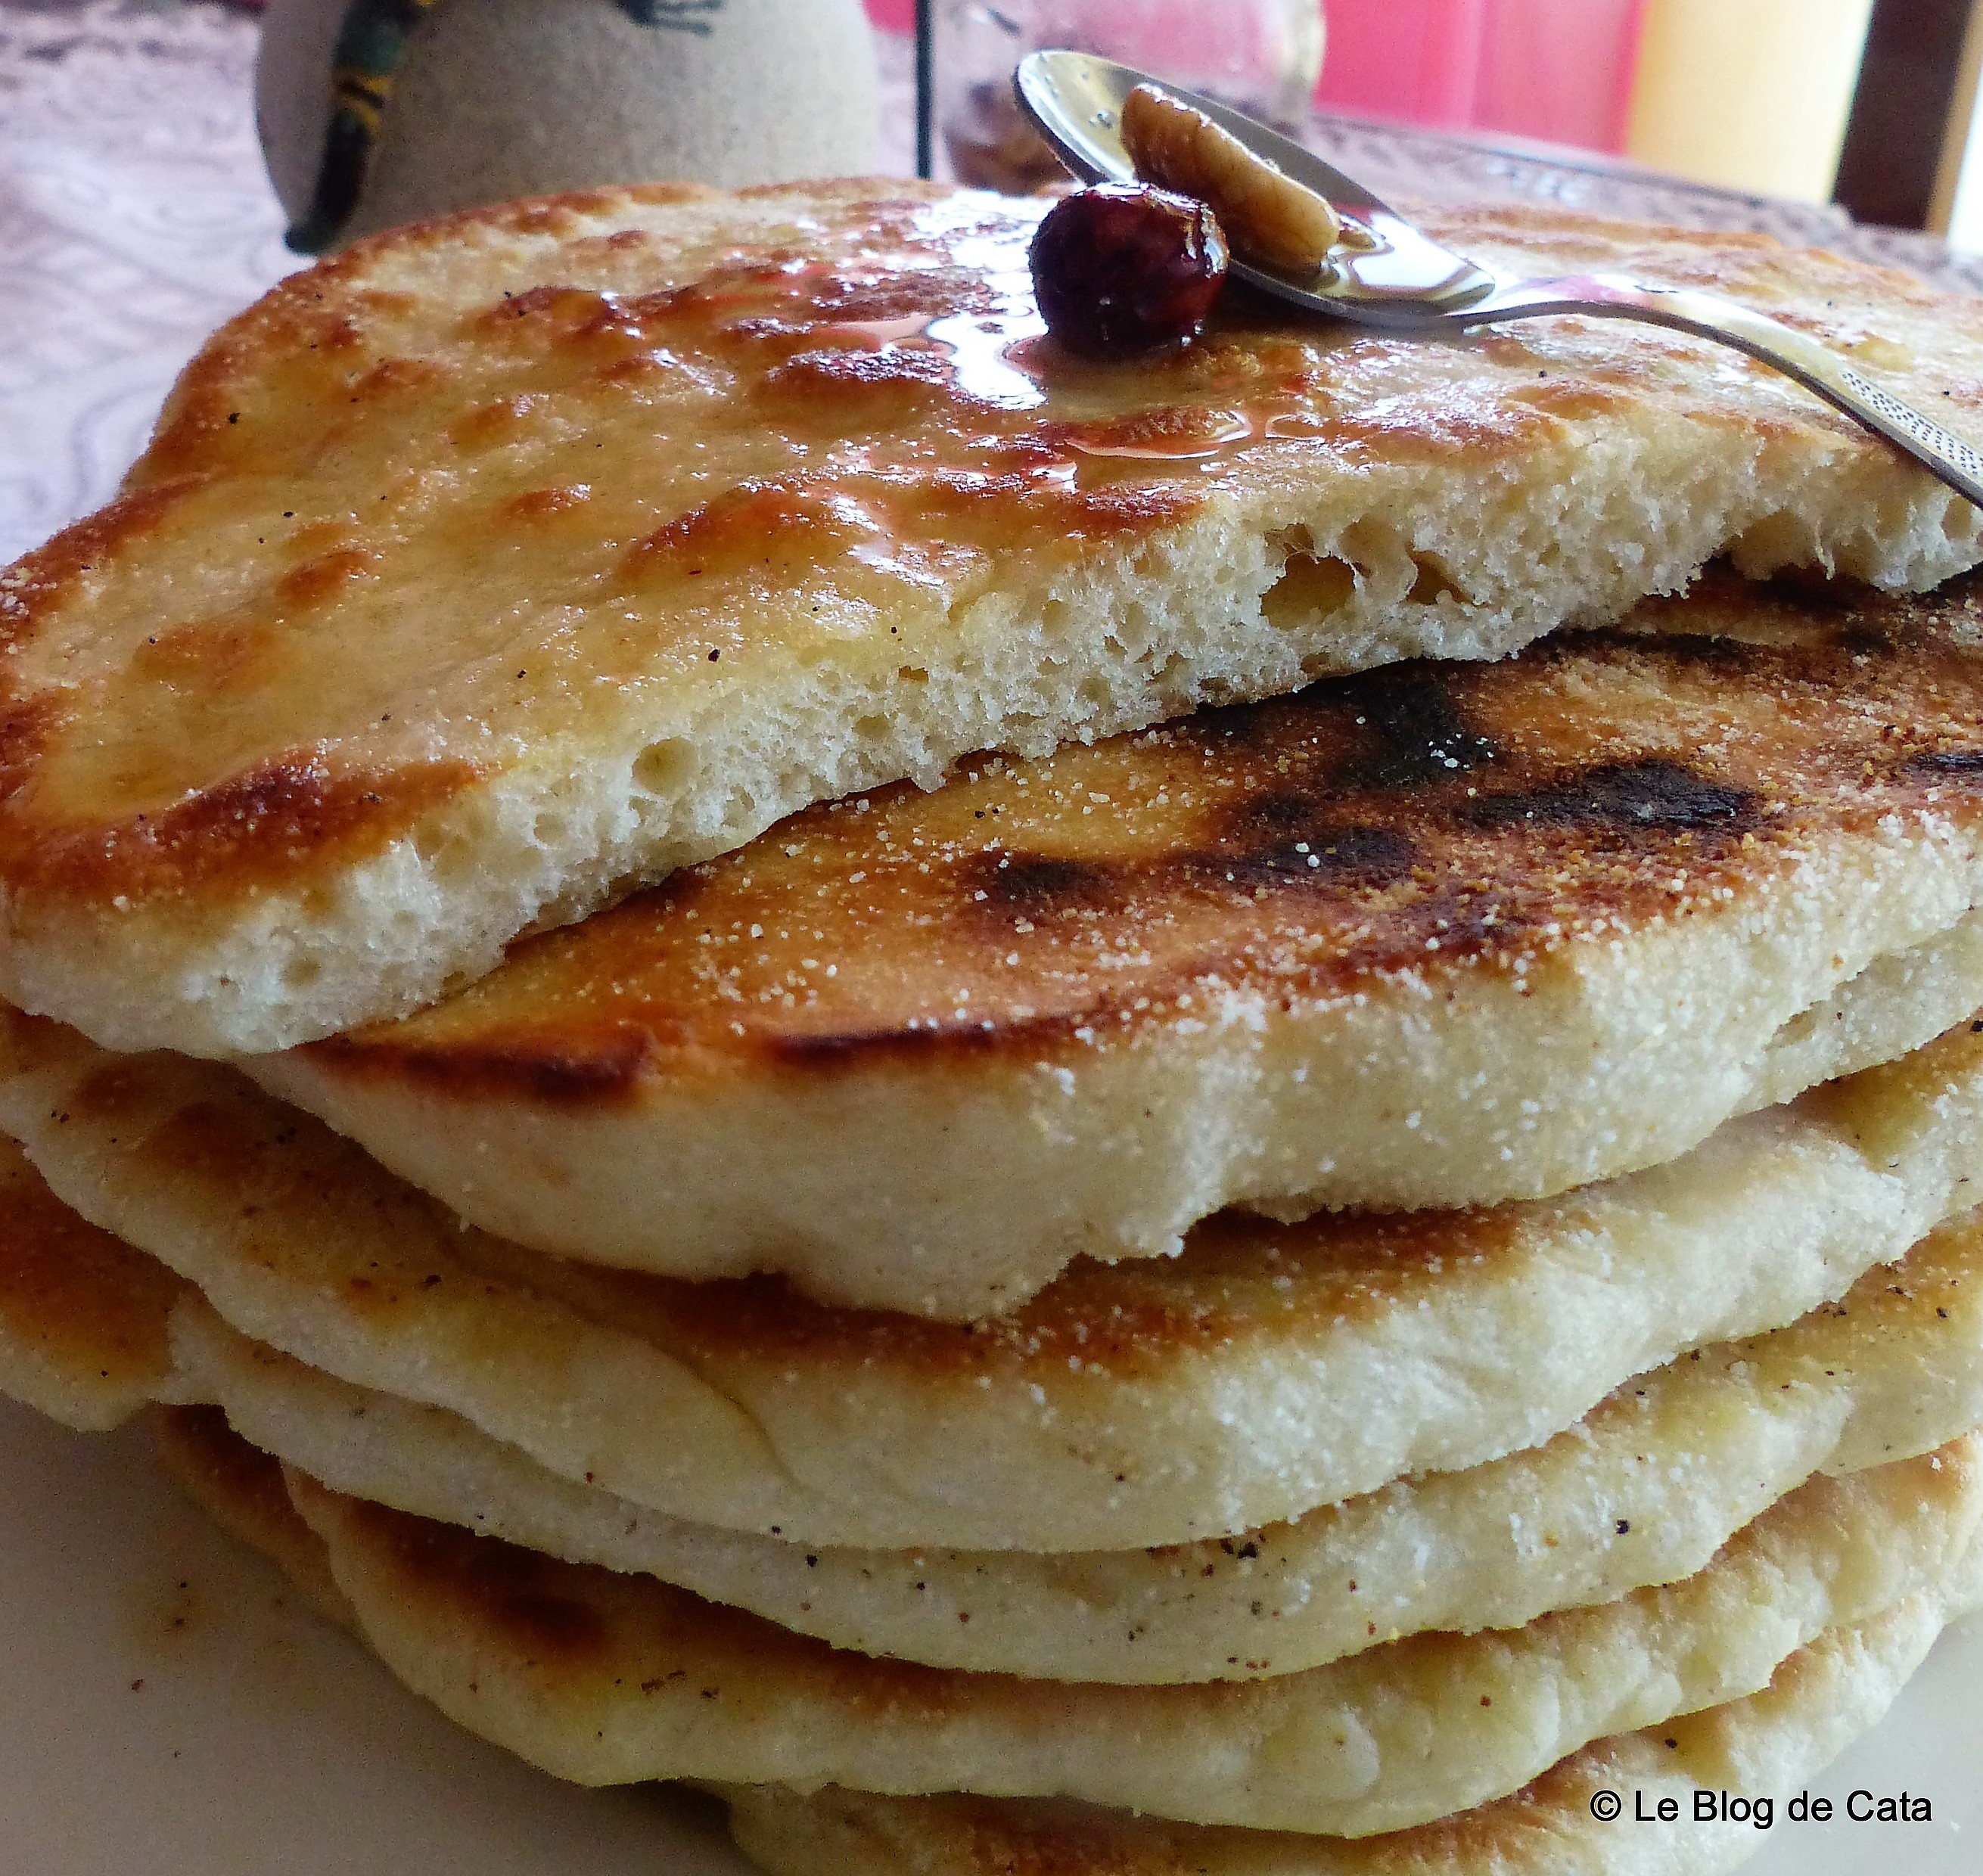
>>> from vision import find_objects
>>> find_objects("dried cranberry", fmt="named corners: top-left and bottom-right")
top-left (1029, 184), bottom-right (1229, 360)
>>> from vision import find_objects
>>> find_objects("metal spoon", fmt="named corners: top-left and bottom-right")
top-left (1015, 49), bottom-right (1983, 509)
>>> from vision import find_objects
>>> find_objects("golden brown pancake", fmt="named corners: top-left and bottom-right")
top-left (151, 1400), bottom-right (354, 1629)
top-left (257, 573), bottom-right (1983, 1314)
top-left (0, 1132), bottom-right (184, 1430)
top-left (13, 1102), bottom-right (1983, 1685)
top-left (154, 1207), bottom-right (1983, 1684)
top-left (5, 186), bottom-right (1981, 1058)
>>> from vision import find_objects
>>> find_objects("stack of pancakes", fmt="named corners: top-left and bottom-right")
top-left (7, 179), bottom-right (1983, 1875)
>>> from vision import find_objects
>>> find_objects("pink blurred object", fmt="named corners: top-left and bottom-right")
top-left (1317, 0), bottom-right (1646, 154)
top-left (863, 0), bottom-right (1644, 158)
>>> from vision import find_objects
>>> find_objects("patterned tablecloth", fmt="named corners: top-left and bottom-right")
top-left (5, 0), bottom-right (1982, 566)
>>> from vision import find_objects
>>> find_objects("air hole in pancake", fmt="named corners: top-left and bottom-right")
top-left (410, 820), bottom-right (479, 886)
top-left (1755, 563), bottom-right (1874, 610)
top-left (282, 956), bottom-right (323, 990)
top-left (1730, 512), bottom-right (1819, 571)
top-left (630, 738), bottom-right (695, 799)
top-left (1338, 517), bottom-right (1406, 582)
top-left (1263, 554), bottom-right (1357, 630)
top-left (897, 666), bottom-right (930, 685)
top-left (1407, 552), bottom-right (1465, 607)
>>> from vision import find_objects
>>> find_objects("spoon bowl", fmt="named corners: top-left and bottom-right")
top-left (1015, 48), bottom-right (1983, 509)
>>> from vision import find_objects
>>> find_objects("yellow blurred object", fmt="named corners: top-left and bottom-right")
top-left (1929, 0), bottom-right (1983, 247)
top-left (1625, 0), bottom-right (1874, 203)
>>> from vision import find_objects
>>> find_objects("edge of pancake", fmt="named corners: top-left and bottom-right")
top-left (162, 1197), bottom-right (1983, 1682)
top-left (0, 1132), bottom-right (184, 1430)
top-left (716, 1570), bottom-right (1978, 1875)
top-left (9, 1110), bottom-right (1983, 1683)
top-left (163, 1196), bottom-right (1983, 1682)
top-left (151, 1402), bottom-right (355, 1629)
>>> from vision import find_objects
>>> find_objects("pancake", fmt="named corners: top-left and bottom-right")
top-left (162, 1206), bottom-right (1983, 1683)
top-left (254, 1444), bottom-right (1983, 1834)
top-left (5, 188), bottom-right (1982, 1060)
top-left (718, 1583), bottom-right (1975, 1876)
top-left (155, 1407), bottom-right (1983, 1876)
top-left (8, 1125), bottom-right (1981, 1685)
top-left (253, 576), bottom-right (1983, 1315)
top-left (12, 1007), bottom-right (1983, 1550)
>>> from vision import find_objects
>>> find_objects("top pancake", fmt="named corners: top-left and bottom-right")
top-left (4, 182), bottom-right (1982, 1054)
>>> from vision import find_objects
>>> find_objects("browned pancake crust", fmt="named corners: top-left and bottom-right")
top-left (309, 570), bottom-right (1983, 1095)
top-left (142, 1404), bottom-right (1975, 1874)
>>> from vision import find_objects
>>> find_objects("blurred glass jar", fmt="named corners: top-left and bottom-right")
top-left (937, 0), bottom-right (1326, 191)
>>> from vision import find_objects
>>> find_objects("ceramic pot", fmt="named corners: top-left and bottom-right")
top-left (258, 0), bottom-right (881, 250)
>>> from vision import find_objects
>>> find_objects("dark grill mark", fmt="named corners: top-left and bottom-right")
top-left (1462, 759), bottom-right (1755, 833)
top-left (980, 854), bottom-right (1114, 908)
top-left (964, 816), bottom-right (1422, 924)
top-left (302, 1023), bottom-right (660, 1105)
top-left (1198, 813), bottom-right (1419, 893)
top-left (1225, 790), bottom-right (1333, 837)
top-left (1330, 667), bottom-right (1503, 790)
top-left (1906, 750), bottom-right (1983, 776)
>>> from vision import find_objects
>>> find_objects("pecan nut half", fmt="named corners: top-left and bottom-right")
top-left (1120, 82), bottom-right (1342, 276)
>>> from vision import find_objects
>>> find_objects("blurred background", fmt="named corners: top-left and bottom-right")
top-left (860, 0), bottom-right (1983, 239)
top-left (23, 0), bottom-right (1975, 231)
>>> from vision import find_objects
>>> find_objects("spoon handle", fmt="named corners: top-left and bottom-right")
top-left (1468, 274), bottom-right (1983, 511)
